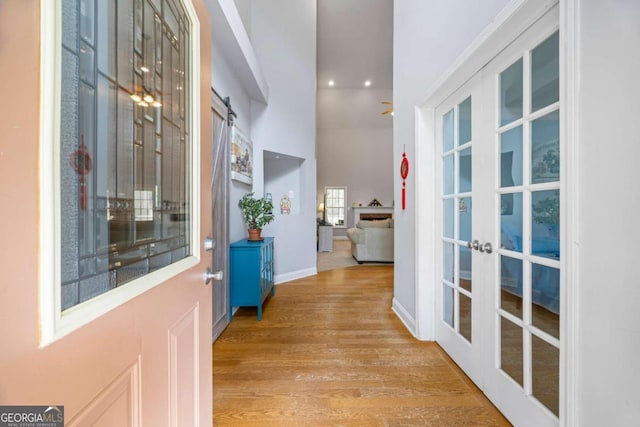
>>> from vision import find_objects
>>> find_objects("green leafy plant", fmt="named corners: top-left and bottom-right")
top-left (238, 192), bottom-right (275, 229)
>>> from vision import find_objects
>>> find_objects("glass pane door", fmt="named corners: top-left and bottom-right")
top-left (441, 96), bottom-right (474, 344)
top-left (432, 6), bottom-right (561, 426)
top-left (496, 30), bottom-right (560, 418)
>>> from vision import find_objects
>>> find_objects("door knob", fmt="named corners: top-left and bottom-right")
top-left (468, 240), bottom-right (480, 250)
top-left (479, 242), bottom-right (493, 254)
top-left (204, 268), bottom-right (223, 285)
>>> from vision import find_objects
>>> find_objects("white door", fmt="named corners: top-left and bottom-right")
top-left (434, 74), bottom-right (486, 384)
top-left (435, 6), bottom-right (561, 426)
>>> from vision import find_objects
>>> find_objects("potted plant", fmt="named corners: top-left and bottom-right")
top-left (238, 192), bottom-right (275, 241)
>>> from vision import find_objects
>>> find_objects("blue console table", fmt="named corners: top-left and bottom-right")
top-left (229, 237), bottom-right (274, 321)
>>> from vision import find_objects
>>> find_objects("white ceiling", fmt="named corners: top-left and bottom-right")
top-left (317, 0), bottom-right (393, 90)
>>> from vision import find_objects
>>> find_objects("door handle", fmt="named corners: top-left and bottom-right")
top-left (204, 268), bottom-right (224, 285)
top-left (478, 242), bottom-right (493, 254)
top-left (467, 240), bottom-right (480, 250)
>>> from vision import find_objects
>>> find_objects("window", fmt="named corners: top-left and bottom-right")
top-left (324, 187), bottom-right (347, 228)
top-left (58, 0), bottom-right (194, 311)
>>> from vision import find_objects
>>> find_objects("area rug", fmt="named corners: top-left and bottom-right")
top-left (317, 240), bottom-right (358, 272)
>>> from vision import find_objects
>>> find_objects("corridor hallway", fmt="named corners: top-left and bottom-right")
top-left (213, 266), bottom-right (510, 426)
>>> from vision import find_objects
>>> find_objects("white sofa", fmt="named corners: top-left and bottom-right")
top-left (346, 219), bottom-right (394, 263)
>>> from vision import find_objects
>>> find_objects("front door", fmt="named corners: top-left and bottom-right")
top-left (0, 0), bottom-right (213, 425)
top-left (435, 5), bottom-right (561, 426)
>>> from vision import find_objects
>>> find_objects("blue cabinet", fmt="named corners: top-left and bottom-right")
top-left (229, 237), bottom-right (274, 321)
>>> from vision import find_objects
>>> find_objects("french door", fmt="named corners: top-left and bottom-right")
top-left (434, 74), bottom-right (485, 383)
top-left (435, 6), bottom-right (561, 426)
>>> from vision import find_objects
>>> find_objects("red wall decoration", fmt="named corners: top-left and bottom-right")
top-left (400, 148), bottom-right (409, 210)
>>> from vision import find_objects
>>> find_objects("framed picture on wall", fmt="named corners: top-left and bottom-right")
top-left (231, 125), bottom-right (253, 184)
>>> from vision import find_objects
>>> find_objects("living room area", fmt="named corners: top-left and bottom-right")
top-left (315, 1), bottom-right (393, 271)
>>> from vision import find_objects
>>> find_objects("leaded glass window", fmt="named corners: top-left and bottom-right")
top-left (60, 0), bottom-right (192, 310)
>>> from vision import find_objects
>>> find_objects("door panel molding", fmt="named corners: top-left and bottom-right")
top-left (169, 303), bottom-right (200, 427)
top-left (68, 357), bottom-right (142, 427)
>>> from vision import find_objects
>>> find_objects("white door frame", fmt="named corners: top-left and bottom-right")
top-left (414, 0), bottom-right (578, 425)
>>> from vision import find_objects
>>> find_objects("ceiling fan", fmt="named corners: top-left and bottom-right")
top-left (381, 101), bottom-right (393, 116)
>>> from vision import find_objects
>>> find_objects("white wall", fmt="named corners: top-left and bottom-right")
top-left (210, 15), bottom-right (255, 244)
top-left (250, 0), bottom-right (317, 282)
top-left (393, 0), bottom-right (511, 328)
top-left (265, 155), bottom-right (303, 216)
top-left (317, 89), bottom-right (393, 237)
top-left (212, 0), bottom-right (316, 280)
top-left (575, 0), bottom-right (640, 424)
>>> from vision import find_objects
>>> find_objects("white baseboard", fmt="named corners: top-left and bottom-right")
top-left (333, 236), bottom-right (348, 241)
top-left (275, 267), bottom-right (317, 284)
top-left (392, 297), bottom-right (418, 339)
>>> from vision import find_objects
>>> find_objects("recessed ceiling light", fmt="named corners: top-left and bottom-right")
top-left (328, 80), bottom-right (335, 87)
top-left (364, 80), bottom-right (372, 87)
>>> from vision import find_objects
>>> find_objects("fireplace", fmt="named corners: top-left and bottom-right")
top-left (352, 206), bottom-right (394, 224)
top-left (360, 213), bottom-right (393, 221)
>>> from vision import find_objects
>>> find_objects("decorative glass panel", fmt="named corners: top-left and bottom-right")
top-left (531, 31), bottom-right (560, 112)
top-left (60, 0), bottom-right (192, 310)
top-left (531, 110), bottom-right (560, 184)
top-left (500, 126), bottom-right (523, 187)
top-left (532, 335), bottom-right (560, 416)
top-left (532, 190), bottom-right (560, 259)
top-left (501, 316), bottom-right (523, 386)
top-left (62, 0), bottom-right (78, 51)
top-left (165, 1), bottom-right (179, 35)
top-left (117, 0), bottom-right (134, 92)
top-left (79, 42), bottom-right (95, 85)
top-left (134, 0), bottom-right (143, 54)
top-left (459, 148), bottom-right (472, 193)
top-left (80, 0), bottom-right (95, 45)
top-left (458, 197), bottom-right (472, 243)
top-left (96, 0), bottom-right (116, 78)
top-left (501, 192), bottom-right (522, 252)
top-left (60, 47), bottom-right (79, 284)
top-left (458, 97), bottom-right (472, 145)
top-left (459, 293), bottom-right (472, 343)
top-left (500, 59), bottom-right (523, 126)
top-left (532, 264), bottom-right (560, 338)
top-left (500, 256), bottom-right (523, 319)
top-left (443, 108), bottom-right (454, 152)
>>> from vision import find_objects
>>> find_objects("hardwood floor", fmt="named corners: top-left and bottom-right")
top-left (213, 265), bottom-right (511, 426)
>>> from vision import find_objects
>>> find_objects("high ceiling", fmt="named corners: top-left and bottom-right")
top-left (317, 0), bottom-right (393, 90)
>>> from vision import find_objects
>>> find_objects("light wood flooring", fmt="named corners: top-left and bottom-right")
top-left (213, 265), bottom-right (511, 426)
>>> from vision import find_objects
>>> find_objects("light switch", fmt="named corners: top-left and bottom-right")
top-left (288, 190), bottom-right (294, 199)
